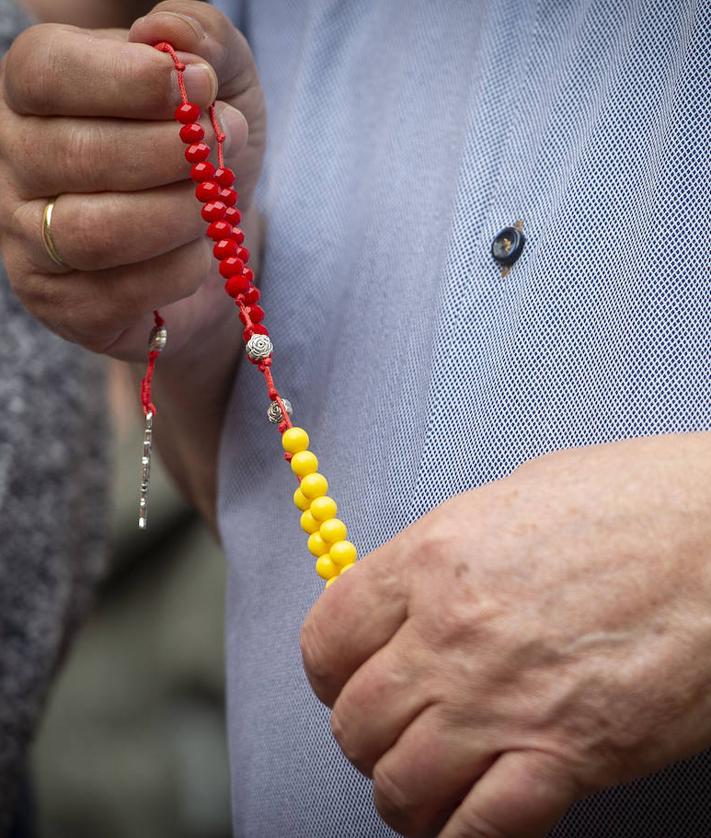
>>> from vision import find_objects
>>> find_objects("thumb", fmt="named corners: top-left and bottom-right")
top-left (439, 751), bottom-right (580, 838)
top-left (128, 1), bottom-right (260, 106)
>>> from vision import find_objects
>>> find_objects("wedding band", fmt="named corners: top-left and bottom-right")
top-left (41, 198), bottom-right (68, 268)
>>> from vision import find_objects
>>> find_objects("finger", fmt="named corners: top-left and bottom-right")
top-left (130, 1), bottom-right (260, 103)
top-left (372, 707), bottom-right (494, 838)
top-left (13, 237), bottom-right (212, 354)
top-left (15, 182), bottom-right (208, 273)
top-left (331, 622), bottom-right (432, 776)
top-left (300, 550), bottom-right (407, 707)
top-left (9, 102), bottom-right (247, 199)
top-left (438, 751), bottom-right (580, 838)
top-left (3, 24), bottom-right (217, 118)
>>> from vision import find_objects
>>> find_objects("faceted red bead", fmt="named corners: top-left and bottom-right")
top-left (242, 267), bottom-right (254, 284)
top-left (249, 304), bottom-right (265, 323)
top-left (225, 274), bottom-right (251, 297)
top-left (214, 238), bottom-right (238, 260)
top-left (214, 167), bottom-right (236, 187)
top-left (245, 286), bottom-right (260, 304)
top-left (191, 161), bottom-right (216, 182)
top-left (201, 201), bottom-right (227, 222)
top-left (219, 188), bottom-right (238, 207)
top-left (206, 220), bottom-right (232, 240)
top-left (175, 102), bottom-right (201, 124)
top-left (224, 207), bottom-right (241, 225)
top-left (231, 227), bottom-right (245, 245)
top-left (236, 246), bottom-right (250, 263)
top-left (185, 143), bottom-right (211, 163)
top-left (196, 181), bottom-right (220, 202)
top-left (219, 257), bottom-right (245, 278)
top-left (179, 122), bottom-right (205, 144)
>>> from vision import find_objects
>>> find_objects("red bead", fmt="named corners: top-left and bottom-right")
top-left (242, 267), bottom-right (254, 284)
top-left (214, 238), bottom-right (238, 260)
top-left (236, 246), bottom-right (250, 263)
top-left (201, 201), bottom-right (227, 222)
top-left (206, 220), bottom-right (232, 240)
top-left (224, 207), bottom-right (241, 225)
top-left (249, 304), bottom-right (265, 323)
top-left (245, 286), bottom-right (260, 304)
top-left (219, 257), bottom-right (245, 278)
top-left (214, 167), bottom-right (236, 187)
top-left (180, 122), bottom-right (205, 144)
top-left (252, 324), bottom-right (269, 336)
top-left (175, 102), bottom-right (201, 123)
top-left (225, 274), bottom-right (250, 297)
top-left (242, 325), bottom-right (254, 341)
top-left (185, 143), bottom-right (211, 163)
top-left (196, 181), bottom-right (220, 202)
top-left (219, 188), bottom-right (238, 207)
top-left (191, 161), bottom-right (216, 182)
top-left (231, 227), bottom-right (245, 245)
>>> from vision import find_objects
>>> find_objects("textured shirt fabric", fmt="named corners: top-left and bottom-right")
top-left (215, 1), bottom-right (711, 835)
top-left (0, 4), bottom-right (109, 831)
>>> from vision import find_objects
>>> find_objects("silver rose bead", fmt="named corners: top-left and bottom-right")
top-left (267, 398), bottom-right (293, 424)
top-left (148, 325), bottom-right (168, 353)
top-left (246, 334), bottom-right (273, 361)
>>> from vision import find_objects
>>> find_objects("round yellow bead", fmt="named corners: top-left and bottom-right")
top-left (330, 540), bottom-right (357, 567)
top-left (310, 495), bottom-right (337, 522)
top-left (320, 518), bottom-right (348, 544)
top-left (291, 450), bottom-right (319, 477)
top-left (282, 427), bottom-right (310, 454)
top-left (300, 472), bottom-right (329, 499)
top-left (307, 532), bottom-right (330, 557)
top-left (293, 488), bottom-right (311, 512)
top-left (339, 562), bottom-right (355, 574)
top-left (300, 510), bottom-right (321, 534)
top-left (325, 576), bottom-right (338, 588)
top-left (315, 555), bottom-right (339, 580)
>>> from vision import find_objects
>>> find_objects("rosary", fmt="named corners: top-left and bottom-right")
top-left (138, 43), bottom-right (357, 587)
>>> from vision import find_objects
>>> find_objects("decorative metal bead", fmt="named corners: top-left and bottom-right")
top-left (267, 398), bottom-right (292, 424)
top-left (148, 325), bottom-right (168, 352)
top-left (246, 333), bottom-right (273, 361)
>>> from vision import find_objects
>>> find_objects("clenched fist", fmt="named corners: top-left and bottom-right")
top-left (0, 0), bottom-right (266, 361)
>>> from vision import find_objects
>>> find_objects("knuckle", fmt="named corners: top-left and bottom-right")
top-left (4, 25), bottom-right (61, 115)
top-left (372, 763), bottom-right (420, 834)
top-left (299, 619), bottom-right (331, 697)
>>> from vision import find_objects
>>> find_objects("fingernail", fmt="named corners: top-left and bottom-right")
top-left (148, 10), bottom-right (205, 40)
top-left (216, 104), bottom-right (248, 153)
top-left (183, 63), bottom-right (218, 106)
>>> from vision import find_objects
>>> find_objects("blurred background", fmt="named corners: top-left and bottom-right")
top-left (29, 363), bottom-right (232, 838)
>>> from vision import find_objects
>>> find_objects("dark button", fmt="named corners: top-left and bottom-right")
top-left (491, 226), bottom-right (525, 266)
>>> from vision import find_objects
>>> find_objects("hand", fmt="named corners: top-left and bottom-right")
top-left (0, 0), bottom-right (266, 362)
top-left (301, 433), bottom-right (711, 837)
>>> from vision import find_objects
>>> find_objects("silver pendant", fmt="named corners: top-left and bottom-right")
top-left (138, 410), bottom-right (154, 530)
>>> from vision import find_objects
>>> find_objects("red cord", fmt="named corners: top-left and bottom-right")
top-left (144, 42), bottom-right (294, 448)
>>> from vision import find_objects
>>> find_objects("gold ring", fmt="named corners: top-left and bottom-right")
top-left (41, 198), bottom-right (68, 268)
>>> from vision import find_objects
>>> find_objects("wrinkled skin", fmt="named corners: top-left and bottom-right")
top-left (302, 433), bottom-right (711, 837)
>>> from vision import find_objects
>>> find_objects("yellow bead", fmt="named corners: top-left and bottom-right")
top-left (330, 540), bottom-right (357, 567)
top-left (325, 576), bottom-right (338, 588)
top-left (291, 450), bottom-right (319, 477)
top-left (293, 488), bottom-right (311, 512)
top-left (310, 495), bottom-right (337, 522)
top-left (320, 518), bottom-right (347, 544)
top-left (308, 532), bottom-right (329, 557)
top-left (339, 562), bottom-right (355, 574)
top-left (282, 427), bottom-right (310, 454)
top-left (300, 510), bottom-right (321, 534)
top-left (300, 472), bottom-right (329, 499)
top-left (316, 555), bottom-right (339, 580)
